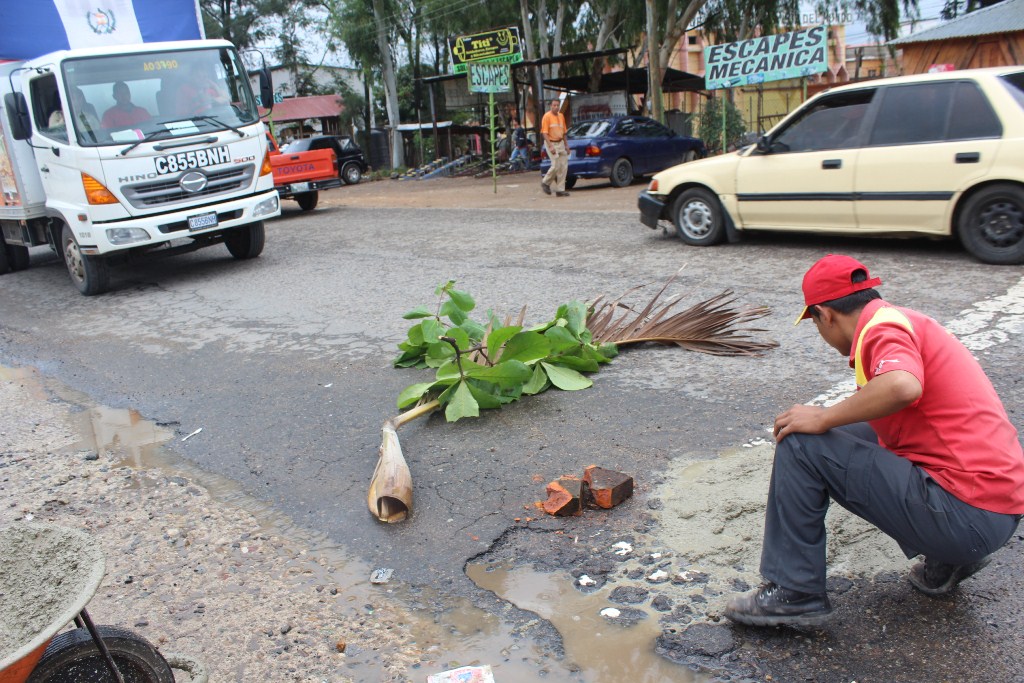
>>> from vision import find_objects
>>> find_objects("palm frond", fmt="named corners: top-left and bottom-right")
top-left (587, 272), bottom-right (778, 356)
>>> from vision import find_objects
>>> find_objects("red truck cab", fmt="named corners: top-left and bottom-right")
top-left (266, 133), bottom-right (342, 211)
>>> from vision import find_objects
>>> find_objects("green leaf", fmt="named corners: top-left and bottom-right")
top-left (486, 325), bottom-right (522, 358)
top-left (459, 318), bottom-right (487, 343)
top-left (467, 381), bottom-right (502, 409)
top-left (406, 323), bottom-right (425, 346)
top-left (541, 362), bottom-right (593, 390)
top-left (422, 318), bottom-right (447, 345)
top-left (440, 300), bottom-right (468, 325)
top-left (465, 360), bottom-right (531, 388)
top-left (598, 342), bottom-right (619, 359)
top-left (402, 306), bottom-right (433, 320)
top-left (549, 355), bottom-right (600, 373)
top-left (522, 364), bottom-right (550, 395)
top-left (435, 279), bottom-right (456, 297)
top-left (445, 381), bottom-right (480, 422)
top-left (500, 331), bottom-right (551, 364)
top-left (396, 382), bottom-right (437, 409)
top-left (436, 357), bottom-right (484, 381)
top-left (448, 288), bottom-right (476, 312)
top-left (544, 326), bottom-right (580, 353)
top-left (443, 327), bottom-right (471, 353)
top-left (563, 300), bottom-right (587, 335)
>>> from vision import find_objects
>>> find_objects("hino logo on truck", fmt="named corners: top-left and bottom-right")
top-left (119, 172), bottom-right (159, 183)
top-left (154, 146), bottom-right (231, 175)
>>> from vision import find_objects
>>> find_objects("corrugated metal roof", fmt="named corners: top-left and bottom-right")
top-left (268, 95), bottom-right (343, 122)
top-left (890, 0), bottom-right (1024, 45)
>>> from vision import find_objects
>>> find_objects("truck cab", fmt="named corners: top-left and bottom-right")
top-left (0, 40), bottom-right (280, 294)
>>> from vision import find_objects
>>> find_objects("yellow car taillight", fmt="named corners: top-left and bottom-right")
top-left (81, 173), bottom-right (119, 205)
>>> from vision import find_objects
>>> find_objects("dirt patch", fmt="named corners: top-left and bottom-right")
top-left (0, 368), bottom-right (418, 682)
top-left (319, 174), bottom-right (642, 212)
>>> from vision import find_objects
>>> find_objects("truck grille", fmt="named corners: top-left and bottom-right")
top-left (122, 165), bottom-right (256, 208)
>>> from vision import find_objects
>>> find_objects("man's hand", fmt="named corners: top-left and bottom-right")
top-left (774, 404), bottom-right (830, 442)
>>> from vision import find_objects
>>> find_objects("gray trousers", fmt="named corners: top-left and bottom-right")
top-left (761, 423), bottom-right (1021, 594)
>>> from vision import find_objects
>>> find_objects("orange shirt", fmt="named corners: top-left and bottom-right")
top-left (541, 111), bottom-right (567, 143)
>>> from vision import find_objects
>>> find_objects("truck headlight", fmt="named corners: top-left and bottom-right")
top-left (106, 227), bottom-right (151, 245)
top-left (253, 194), bottom-right (279, 217)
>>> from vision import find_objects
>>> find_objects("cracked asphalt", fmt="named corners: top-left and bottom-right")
top-left (1, 175), bottom-right (1022, 681)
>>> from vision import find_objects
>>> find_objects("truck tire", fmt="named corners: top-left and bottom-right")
top-left (342, 163), bottom-right (362, 185)
top-left (7, 244), bottom-right (30, 271)
top-left (0, 236), bottom-right (10, 275)
top-left (27, 625), bottom-right (174, 683)
top-left (225, 221), bottom-right (265, 259)
top-left (296, 191), bottom-right (319, 211)
top-left (61, 224), bottom-right (109, 295)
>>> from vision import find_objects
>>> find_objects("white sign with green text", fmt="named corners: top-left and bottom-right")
top-left (467, 62), bottom-right (510, 94)
top-left (704, 26), bottom-right (828, 90)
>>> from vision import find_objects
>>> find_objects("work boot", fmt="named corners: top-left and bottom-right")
top-left (908, 557), bottom-right (991, 597)
top-left (723, 582), bottom-right (832, 627)
top-left (540, 181), bottom-right (551, 195)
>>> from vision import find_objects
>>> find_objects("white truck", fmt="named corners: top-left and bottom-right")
top-left (0, 39), bottom-right (280, 294)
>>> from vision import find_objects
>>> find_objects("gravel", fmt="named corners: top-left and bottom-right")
top-left (0, 372), bottom-right (418, 681)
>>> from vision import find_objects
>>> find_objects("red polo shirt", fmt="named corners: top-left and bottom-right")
top-left (850, 299), bottom-right (1024, 514)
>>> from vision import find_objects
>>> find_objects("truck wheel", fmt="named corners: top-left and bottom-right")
top-left (225, 221), bottom-right (265, 259)
top-left (7, 244), bottom-right (30, 271)
top-left (61, 225), bottom-right (109, 295)
top-left (672, 188), bottom-right (726, 246)
top-left (296, 192), bottom-right (319, 211)
top-left (0, 236), bottom-right (9, 275)
top-left (342, 163), bottom-right (362, 185)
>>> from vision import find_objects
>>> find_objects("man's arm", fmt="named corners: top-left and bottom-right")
top-left (774, 369), bottom-right (922, 440)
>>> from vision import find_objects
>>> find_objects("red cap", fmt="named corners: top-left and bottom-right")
top-left (796, 255), bottom-right (881, 323)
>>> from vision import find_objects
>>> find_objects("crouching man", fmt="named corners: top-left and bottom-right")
top-left (725, 254), bottom-right (1024, 627)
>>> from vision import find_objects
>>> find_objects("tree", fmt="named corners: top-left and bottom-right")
top-left (940, 0), bottom-right (1002, 19)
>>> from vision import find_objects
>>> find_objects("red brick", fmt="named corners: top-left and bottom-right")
top-left (583, 465), bottom-right (633, 509)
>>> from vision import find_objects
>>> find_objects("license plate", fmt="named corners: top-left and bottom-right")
top-left (291, 182), bottom-right (310, 193)
top-left (187, 211), bottom-right (219, 231)
top-left (154, 146), bottom-right (231, 175)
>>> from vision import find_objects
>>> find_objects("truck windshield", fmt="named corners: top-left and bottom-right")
top-left (61, 47), bottom-right (259, 147)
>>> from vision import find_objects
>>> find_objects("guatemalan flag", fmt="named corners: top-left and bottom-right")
top-left (1, 0), bottom-right (205, 61)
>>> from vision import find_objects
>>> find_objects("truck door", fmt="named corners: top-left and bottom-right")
top-left (28, 73), bottom-right (83, 212)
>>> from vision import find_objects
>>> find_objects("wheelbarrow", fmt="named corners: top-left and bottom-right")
top-left (0, 522), bottom-right (207, 683)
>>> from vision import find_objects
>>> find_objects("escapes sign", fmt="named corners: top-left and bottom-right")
top-left (468, 62), bottom-right (510, 93)
top-left (704, 25), bottom-right (828, 90)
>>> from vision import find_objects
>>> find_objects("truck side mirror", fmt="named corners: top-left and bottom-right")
top-left (259, 68), bottom-right (274, 110)
top-left (4, 92), bottom-right (32, 141)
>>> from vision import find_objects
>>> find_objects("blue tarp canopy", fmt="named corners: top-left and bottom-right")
top-left (0, 0), bottom-right (204, 61)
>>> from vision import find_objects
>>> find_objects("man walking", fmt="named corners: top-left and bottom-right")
top-left (540, 98), bottom-right (570, 197)
top-left (725, 254), bottom-right (1024, 627)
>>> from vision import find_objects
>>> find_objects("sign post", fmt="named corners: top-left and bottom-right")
top-left (703, 26), bottom-right (828, 152)
top-left (467, 62), bottom-right (511, 193)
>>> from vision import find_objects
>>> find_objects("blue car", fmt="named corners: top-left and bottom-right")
top-left (540, 115), bottom-right (706, 189)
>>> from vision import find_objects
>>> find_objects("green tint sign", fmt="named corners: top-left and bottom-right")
top-left (467, 62), bottom-right (510, 93)
top-left (704, 26), bottom-right (828, 90)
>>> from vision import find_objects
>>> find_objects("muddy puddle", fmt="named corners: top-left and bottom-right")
top-left (466, 560), bottom-right (704, 682)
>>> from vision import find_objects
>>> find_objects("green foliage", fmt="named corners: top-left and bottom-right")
top-left (394, 282), bottom-right (618, 422)
top-left (698, 95), bottom-right (747, 154)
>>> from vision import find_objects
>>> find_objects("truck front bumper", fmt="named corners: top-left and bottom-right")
top-left (85, 190), bottom-right (280, 255)
top-left (638, 190), bottom-right (667, 229)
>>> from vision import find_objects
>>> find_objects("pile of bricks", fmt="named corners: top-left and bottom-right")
top-left (542, 465), bottom-right (634, 517)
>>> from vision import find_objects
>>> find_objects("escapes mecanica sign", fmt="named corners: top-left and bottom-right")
top-left (704, 26), bottom-right (828, 90)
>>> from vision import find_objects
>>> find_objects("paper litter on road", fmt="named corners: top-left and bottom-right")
top-left (426, 664), bottom-right (495, 682)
